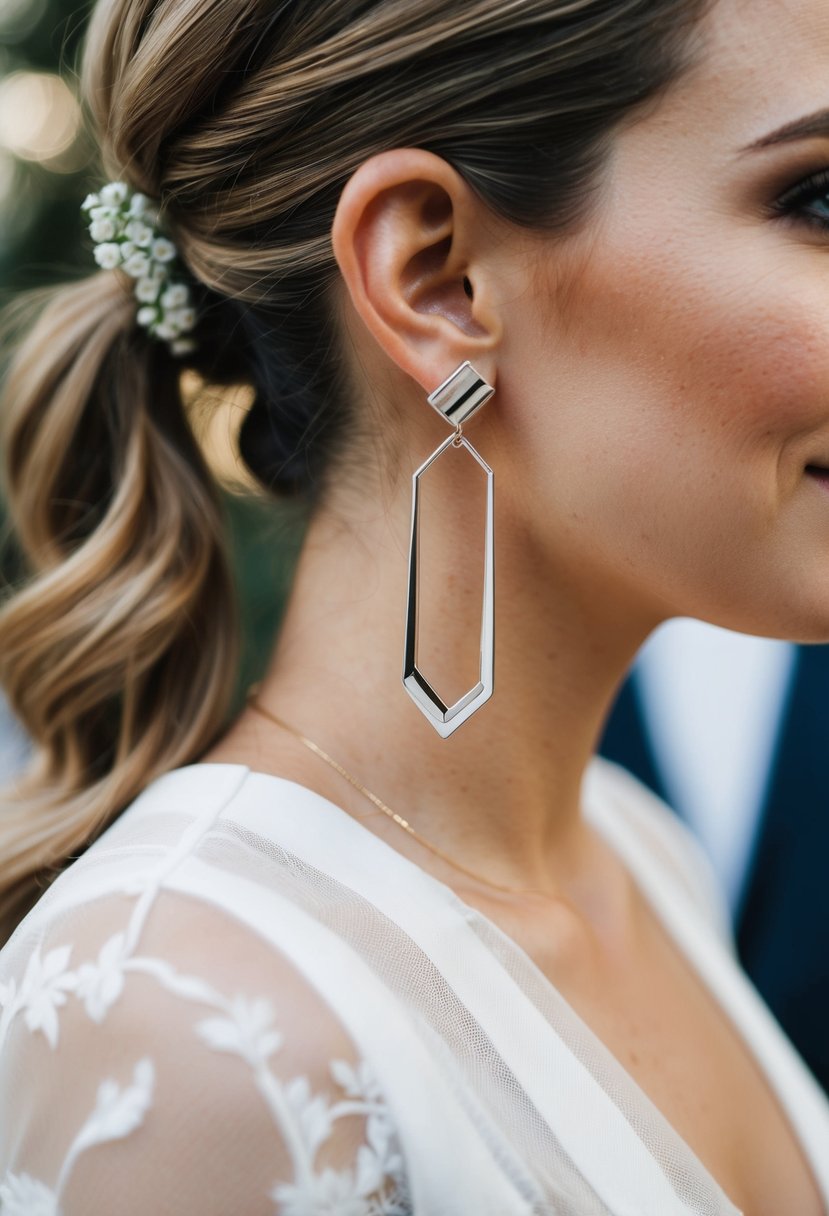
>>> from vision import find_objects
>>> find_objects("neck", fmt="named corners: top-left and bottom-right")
top-left (233, 437), bottom-right (668, 900)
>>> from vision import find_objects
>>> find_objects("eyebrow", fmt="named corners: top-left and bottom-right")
top-left (738, 107), bottom-right (829, 154)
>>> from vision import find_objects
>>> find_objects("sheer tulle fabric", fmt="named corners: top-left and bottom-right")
top-left (1, 757), bottom-right (827, 1214)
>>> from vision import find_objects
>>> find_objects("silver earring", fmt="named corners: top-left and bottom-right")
top-left (402, 360), bottom-right (495, 738)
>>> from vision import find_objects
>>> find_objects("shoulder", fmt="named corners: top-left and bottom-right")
top-left (584, 755), bottom-right (735, 951)
top-left (0, 884), bottom-right (409, 1214)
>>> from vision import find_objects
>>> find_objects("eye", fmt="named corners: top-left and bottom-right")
top-left (772, 167), bottom-right (829, 231)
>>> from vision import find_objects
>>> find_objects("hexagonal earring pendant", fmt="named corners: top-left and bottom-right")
top-left (402, 360), bottom-right (495, 738)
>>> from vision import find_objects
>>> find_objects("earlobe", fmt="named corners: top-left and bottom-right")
top-left (330, 147), bottom-right (500, 395)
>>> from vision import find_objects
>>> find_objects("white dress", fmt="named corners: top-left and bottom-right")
top-left (0, 755), bottom-right (827, 1215)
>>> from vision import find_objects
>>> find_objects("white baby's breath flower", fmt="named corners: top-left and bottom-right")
top-left (89, 217), bottom-right (117, 243)
top-left (93, 242), bottom-right (122, 270)
top-left (160, 283), bottom-right (189, 310)
top-left (151, 237), bottom-right (176, 263)
top-left (124, 251), bottom-right (151, 278)
top-left (124, 219), bottom-right (153, 247)
top-left (89, 205), bottom-right (119, 224)
top-left (168, 306), bottom-right (196, 331)
top-left (170, 336), bottom-right (197, 355)
top-left (83, 180), bottom-right (198, 356)
top-left (134, 277), bottom-right (161, 303)
top-left (99, 180), bottom-right (129, 206)
top-left (127, 192), bottom-right (152, 217)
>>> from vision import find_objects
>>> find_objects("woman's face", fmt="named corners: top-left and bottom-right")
top-left (515, 0), bottom-right (829, 640)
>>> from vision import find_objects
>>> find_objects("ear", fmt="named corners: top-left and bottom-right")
top-left (330, 147), bottom-right (503, 397)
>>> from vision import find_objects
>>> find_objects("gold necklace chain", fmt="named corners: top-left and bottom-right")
top-left (245, 689), bottom-right (538, 897)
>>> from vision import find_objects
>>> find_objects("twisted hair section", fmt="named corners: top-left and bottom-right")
top-left (0, 275), bottom-right (238, 943)
top-left (0, 0), bottom-right (713, 945)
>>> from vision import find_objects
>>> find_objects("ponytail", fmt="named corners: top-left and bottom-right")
top-left (0, 271), bottom-right (239, 947)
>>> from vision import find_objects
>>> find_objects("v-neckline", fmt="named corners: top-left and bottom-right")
top-left (580, 762), bottom-right (829, 1212)
top-left (171, 759), bottom-right (829, 1214)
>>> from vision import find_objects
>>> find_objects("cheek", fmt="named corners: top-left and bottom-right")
top-left (651, 297), bottom-right (829, 471)
top-left (568, 228), bottom-right (827, 473)
top-left (517, 241), bottom-right (829, 601)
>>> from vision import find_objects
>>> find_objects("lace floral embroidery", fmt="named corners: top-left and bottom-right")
top-left (0, 898), bottom-right (410, 1214)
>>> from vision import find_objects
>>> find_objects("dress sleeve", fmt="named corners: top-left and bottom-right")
top-left (0, 889), bottom-right (411, 1216)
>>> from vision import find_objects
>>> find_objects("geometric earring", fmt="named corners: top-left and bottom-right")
top-left (401, 360), bottom-right (495, 738)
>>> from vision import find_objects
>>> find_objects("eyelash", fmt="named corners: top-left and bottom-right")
top-left (773, 168), bottom-right (829, 231)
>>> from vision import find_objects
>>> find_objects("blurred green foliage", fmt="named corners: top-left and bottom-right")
top-left (0, 1), bottom-right (96, 293)
top-left (0, 0), bottom-right (306, 718)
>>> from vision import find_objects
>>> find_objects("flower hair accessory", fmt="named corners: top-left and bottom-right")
top-left (81, 180), bottom-right (197, 357)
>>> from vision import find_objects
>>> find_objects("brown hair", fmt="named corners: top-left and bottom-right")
top-left (0, 0), bottom-right (714, 947)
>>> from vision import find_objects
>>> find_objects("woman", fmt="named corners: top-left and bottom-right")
top-left (0, 0), bottom-right (828, 1210)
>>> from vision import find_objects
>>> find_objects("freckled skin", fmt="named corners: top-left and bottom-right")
top-left (497, 0), bottom-right (829, 641)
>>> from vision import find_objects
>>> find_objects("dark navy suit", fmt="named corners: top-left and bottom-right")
top-left (599, 644), bottom-right (829, 1097)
